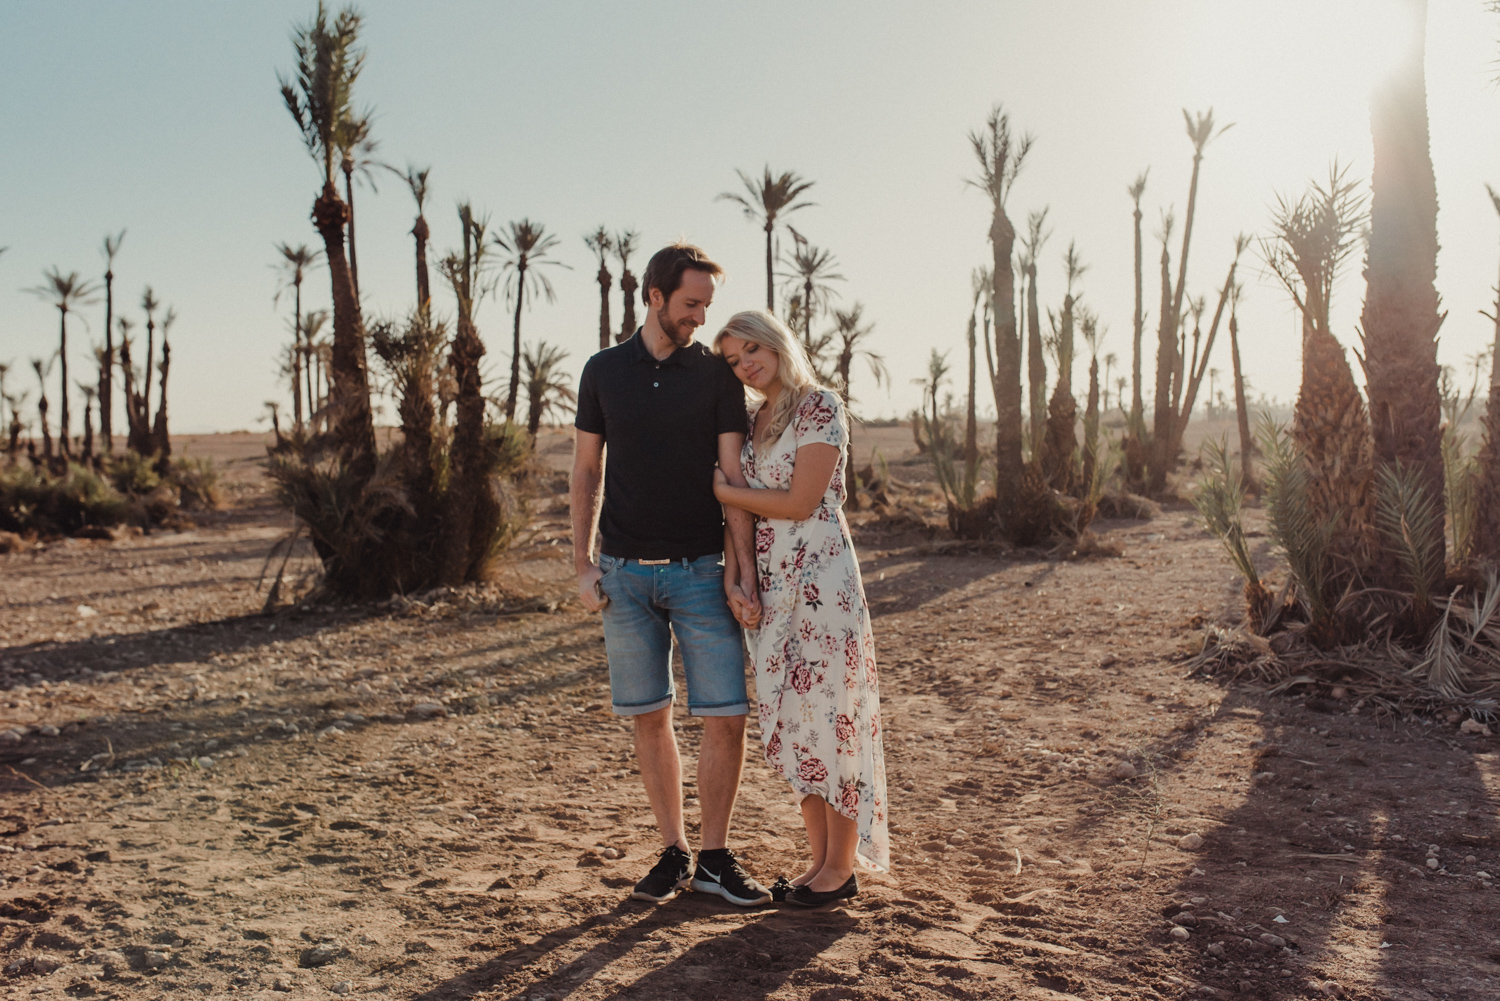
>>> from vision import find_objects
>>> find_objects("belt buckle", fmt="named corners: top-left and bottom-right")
top-left (637, 558), bottom-right (672, 565)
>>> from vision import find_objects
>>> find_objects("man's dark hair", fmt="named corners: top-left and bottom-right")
top-left (641, 242), bottom-right (724, 306)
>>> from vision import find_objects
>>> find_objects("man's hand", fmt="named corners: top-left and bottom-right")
top-left (578, 564), bottom-right (607, 613)
top-left (726, 581), bottom-right (761, 629)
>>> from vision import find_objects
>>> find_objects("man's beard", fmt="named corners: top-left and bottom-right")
top-left (657, 305), bottom-right (695, 347)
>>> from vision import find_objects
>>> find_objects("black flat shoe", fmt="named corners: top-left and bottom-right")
top-left (786, 874), bottom-right (858, 907)
top-left (769, 876), bottom-right (796, 903)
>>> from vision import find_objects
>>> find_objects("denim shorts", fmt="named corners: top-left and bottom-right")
top-left (597, 553), bottom-right (749, 717)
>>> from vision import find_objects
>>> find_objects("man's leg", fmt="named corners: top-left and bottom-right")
top-left (697, 714), bottom-right (746, 851)
top-left (634, 706), bottom-right (687, 851)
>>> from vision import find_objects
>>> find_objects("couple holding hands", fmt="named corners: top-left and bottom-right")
top-left (569, 242), bottom-right (888, 909)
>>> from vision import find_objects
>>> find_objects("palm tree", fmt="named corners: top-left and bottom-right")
top-left (77, 382), bottom-right (97, 462)
top-left (1150, 109), bottom-right (1232, 493)
top-left (279, 0), bottom-right (377, 472)
top-left (780, 229), bottom-right (843, 351)
top-left (493, 219), bottom-right (569, 422)
top-left (152, 307), bottom-right (177, 470)
top-left (584, 227), bottom-right (613, 351)
top-left (1079, 311), bottom-right (1105, 499)
top-left (0, 361), bottom-right (10, 453)
top-left (273, 243), bottom-right (323, 430)
top-left (522, 341), bottom-right (577, 441)
top-left (828, 303), bottom-right (889, 509)
top-left (140, 285), bottom-right (159, 426)
top-left (116, 317), bottom-right (147, 452)
top-left (1127, 171), bottom-right (1148, 432)
top-left (1358, 0), bottom-right (1445, 582)
top-left (1103, 352), bottom-right (1118, 411)
top-left (27, 268), bottom-right (100, 458)
top-left (615, 229), bottom-right (639, 343)
top-left (969, 104), bottom-right (1033, 527)
top-left (338, 118), bottom-right (380, 299)
top-left (1226, 285), bottom-right (1254, 488)
top-left (99, 230), bottom-right (125, 452)
top-left (1166, 233), bottom-right (1251, 465)
top-left (30, 357), bottom-right (53, 460)
top-left (1266, 167), bottom-right (1373, 569)
top-left (718, 167), bottom-right (815, 309)
top-left (1019, 209), bottom-right (1050, 459)
top-left (386, 163), bottom-right (433, 311)
top-left (302, 310), bottom-right (330, 417)
top-left (1041, 242), bottom-right (1086, 492)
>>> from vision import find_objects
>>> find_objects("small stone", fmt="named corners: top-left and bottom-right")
top-left (1191, 868), bottom-right (1206, 877)
top-left (142, 950), bottom-right (169, 969)
top-left (1111, 761), bottom-right (1138, 780)
top-left (1465, 855), bottom-right (1477, 865)
top-left (408, 702), bottom-right (447, 720)
top-left (1426, 857), bottom-right (1440, 870)
top-left (461, 812), bottom-right (478, 822)
top-left (1177, 833), bottom-right (1204, 851)
top-left (948, 830), bottom-right (968, 845)
top-left (195, 756), bottom-right (214, 769)
top-left (1259, 933), bottom-right (1286, 948)
top-left (1171, 911), bottom-right (1198, 926)
top-left (1206, 942), bottom-right (1226, 958)
top-left (1169, 925), bottom-right (1191, 941)
top-left (1477, 870), bottom-right (1492, 880)
top-left (273, 976), bottom-right (297, 992)
top-left (1329, 685), bottom-right (1348, 700)
top-left (331, 981), bottom-right (354, 995)
top-left (601, 847), bottom-right (621, 860)
top-left (1318, 981), bottom-right (1346, 998)
top-left (0, 730), bottom-right (20, 745)
top-left (1251, 771), bottom-right (1276, 785)
top-left (38, 725), bottom-right (60, 737)
top-left (90, 950), bottom-right (129, 974)
top-left (299, 943), bottom-right (339, 968)
top-left (1459, 719), bottom-right (1492, 736)
top-left (31, 955), bottom-right (62, 975)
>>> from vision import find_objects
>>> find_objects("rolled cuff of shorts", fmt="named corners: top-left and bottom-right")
top-left (612, 694), bottom-right (675, 717)
top-left (688, 699), bottom-right (750, 718)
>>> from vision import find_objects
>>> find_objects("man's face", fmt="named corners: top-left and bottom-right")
top-left (654, 269), bottom-right (716, 347)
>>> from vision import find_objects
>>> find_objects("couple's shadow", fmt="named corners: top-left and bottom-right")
top-left (416, 894), bottom-right (858, 1000)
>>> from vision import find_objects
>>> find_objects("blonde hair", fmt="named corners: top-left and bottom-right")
top-left (714, 310), bottom-right (842, 450)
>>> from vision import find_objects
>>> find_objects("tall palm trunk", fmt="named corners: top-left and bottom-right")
top-left (1148, 228), bottom-right (1176, 493)
top-left (81, 391), bottom-right (94, 463)
top-left (596, 263), bottom-right (612, 351)
top-left (1168, 246), bottom-right (1245, 462)
top-left (619, 271), bottom-right (638, 342)
top-left (143, 314), bottom-right (154, 427)
top-left (764, 220), bottom-right (775, 310)
top-left (37, 393), bottom-right (52, 461)
top-left (1358, 0), bottom-right (1445, 585)
top-left (291, 279), bottom-right (304, 429)
top-left (989, 210), bottom-right (1023, 523)
top-left (1041, 294), bottom-right (1078, 491)
top-left (412, 213), bottom-right (431, 312)
top-left (506, 262), bottom-right (527, 422)
top-left (152, 340), bottom-right (172, 474)
top-left (1025, 262), bottom-right (1046, 459)
top-left (56, 309), bottom-right (71, 456)
top-left (1081, 353), bottom-right (1101, 498)
top-left (101, 270), bottom-right (114, 452)
top-left (311, 180), bottom-right (376, 475)
top-left (1228, 308), bottom-right (1255, 490)
top-left (1295, 317), bottom-right (1374, 572)
top-left (964, 308), bottom-right (979, 467)
top-left (344, 162), bottom-right (361, 301)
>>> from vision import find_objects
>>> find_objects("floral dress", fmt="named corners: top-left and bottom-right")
top-left (743, 389), bottom-right (889, 872)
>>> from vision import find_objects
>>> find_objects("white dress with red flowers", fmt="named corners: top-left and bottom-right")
top-left (744, 389), bottom-right (889, 872)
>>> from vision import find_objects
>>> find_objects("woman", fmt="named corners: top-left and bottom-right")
top-left (712, 310), bottom-right (889, 906)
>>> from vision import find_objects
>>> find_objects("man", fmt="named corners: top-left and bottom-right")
top-left (570, 242), bottom-right (769, 906)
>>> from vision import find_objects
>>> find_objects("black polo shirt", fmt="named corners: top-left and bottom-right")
top-left (575, 330), bottom-right (748, 560)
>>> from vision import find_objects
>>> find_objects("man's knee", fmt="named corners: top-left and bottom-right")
top-left (702, 714), bottom-right (746, 741)
top-left (633, 706), bottom-right (673, 736)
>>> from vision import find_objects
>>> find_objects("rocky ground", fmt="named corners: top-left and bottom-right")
top-left (1, 429), bottom-right (1498, 1000)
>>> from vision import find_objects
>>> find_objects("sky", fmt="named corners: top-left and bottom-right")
top-left (2, 0), bottom-right (1498, 436)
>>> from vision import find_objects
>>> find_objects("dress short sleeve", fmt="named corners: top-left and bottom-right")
top-left (792, 389), bottom-right (846, 451)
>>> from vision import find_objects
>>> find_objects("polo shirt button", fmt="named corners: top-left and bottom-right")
top-left (653, 382), bottom-right (659, 388)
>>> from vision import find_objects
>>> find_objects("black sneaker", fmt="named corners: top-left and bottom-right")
top-left (691, 848), bottom-right (772, 906)
top-left (631, 845), bottom-right (692, 903)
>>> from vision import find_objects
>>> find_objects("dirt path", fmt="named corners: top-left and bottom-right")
top-left (2, 443), bottom-right (1498, 1000)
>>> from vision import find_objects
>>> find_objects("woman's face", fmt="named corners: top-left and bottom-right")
top-left (719, 334), bottom-right (781, 393)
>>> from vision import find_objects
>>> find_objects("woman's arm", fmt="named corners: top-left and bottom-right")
top-left (714, 442), bottom-right (840, 521)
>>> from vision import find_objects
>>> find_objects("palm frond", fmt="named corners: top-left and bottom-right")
top-left (1375, 462), bottom-right (1445, 612)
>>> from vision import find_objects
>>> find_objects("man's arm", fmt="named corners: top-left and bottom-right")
top-left (717, 431), bottom-right (760, 618)
top-left (571, 429), bottom-right (607, 612)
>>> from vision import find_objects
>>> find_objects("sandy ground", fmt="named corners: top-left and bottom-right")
top-left (1, 427), bottom-right (1498, 1001)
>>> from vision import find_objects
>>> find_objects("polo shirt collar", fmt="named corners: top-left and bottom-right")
top-left (627, 329), bottom-right (701, 368)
